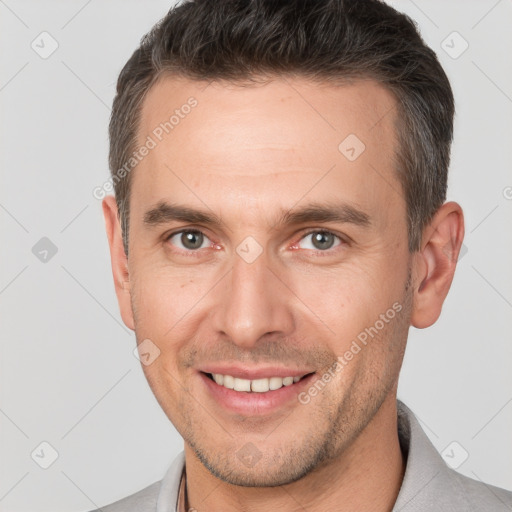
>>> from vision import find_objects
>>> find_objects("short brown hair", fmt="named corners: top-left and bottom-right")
top-left (109, 0), bottom-right (454, 255)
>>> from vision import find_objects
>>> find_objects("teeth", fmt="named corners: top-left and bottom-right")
top-left (222, 374), bottom-right (234, 389)
top-left (251, 378), bottom-right (269, 393)
top-left (283, 376), bottom-right (294, 386)
top-left (269, 377), bottom-right (283, 390)
top-left (210, 373), bottom-right (307, 392)
top-left (234, 378), bottom-right (251, 392)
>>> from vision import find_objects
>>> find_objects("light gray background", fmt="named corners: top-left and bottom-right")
top-left (1, 1), bottom-right (511, 511)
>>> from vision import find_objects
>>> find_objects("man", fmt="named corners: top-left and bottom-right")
top-left (94, 0), bottom-right (512, 510)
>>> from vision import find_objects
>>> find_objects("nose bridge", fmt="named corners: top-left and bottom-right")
top-left (213, 248), bottom-right (294, 347)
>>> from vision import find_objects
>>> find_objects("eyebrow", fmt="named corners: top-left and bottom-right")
top-left (143, 201), bottom-right (371, 230)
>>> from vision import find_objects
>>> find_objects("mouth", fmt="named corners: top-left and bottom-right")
top-left (199, 370), bottom-right (317, 415)
top-left (202, 371), bottom-right (314, 392)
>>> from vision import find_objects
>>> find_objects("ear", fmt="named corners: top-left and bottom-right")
top-left (410, 201), bottom-right (465, 329)
top-left (102, 195), bottom-right (135, 331)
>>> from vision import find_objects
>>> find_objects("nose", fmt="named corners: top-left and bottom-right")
top-left (211, 249), bottom-right (295, 349)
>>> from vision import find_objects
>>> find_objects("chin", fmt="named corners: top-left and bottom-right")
top-left (188, 437), bottom-right (329, 488)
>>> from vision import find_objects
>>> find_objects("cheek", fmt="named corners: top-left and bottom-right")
top-left (290, 264), bottom-right (381, 328)
top-left (289, 259), bottom-right (407, 363)
top-left (130, 263), bottom-right (210, 335)
top-left (140, 358), bottom-right (188, 432)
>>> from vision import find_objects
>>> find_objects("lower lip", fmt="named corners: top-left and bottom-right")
top-left (199, 372), bottom-right (316, 415)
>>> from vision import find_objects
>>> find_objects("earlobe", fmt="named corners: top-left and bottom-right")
top-left (102, 195), bottom-right (135, 330)
top-left (411, 201), bottom-right (465, 329)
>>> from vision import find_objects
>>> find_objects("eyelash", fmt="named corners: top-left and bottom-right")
top-left (293, 229), bottom-right (347, 255)
top-left (164, 228), bottom-right (348, 257)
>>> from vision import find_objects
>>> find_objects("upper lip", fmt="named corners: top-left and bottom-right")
top-left (199, 365), bottom-right (314, 380)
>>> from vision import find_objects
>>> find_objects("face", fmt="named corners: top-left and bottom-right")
top-left (116, 76), bottom-right (415, 486)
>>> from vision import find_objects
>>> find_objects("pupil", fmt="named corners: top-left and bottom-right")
top-left (182, 231), bottom-right (203, 249)
top-left (313, 232), bottom-right (334, 250)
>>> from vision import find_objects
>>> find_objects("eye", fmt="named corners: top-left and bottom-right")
top-left (296, 230), bottom-right (343, 252)
top-left (166, 230), bottom-right (212, 251)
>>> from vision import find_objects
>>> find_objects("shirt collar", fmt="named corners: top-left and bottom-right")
top-left (156, 450), bottom-right (185, 512)
top-left (177, 469), bottom-right (187, 512)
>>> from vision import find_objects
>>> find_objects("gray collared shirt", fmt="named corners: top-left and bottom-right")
top-left (89, 400), bottom-right (512, 511)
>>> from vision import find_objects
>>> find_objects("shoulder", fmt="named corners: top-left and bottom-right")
top-left (394, 401), bottom-right (512, 511)
top-left (447, 469), bottom-right (512, 511)
top-left (85, 480), bottom-right (161, 512)
top-left (85, 451), bottom-right (185, 512)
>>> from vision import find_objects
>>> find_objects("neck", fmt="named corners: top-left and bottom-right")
top-left (184, 395), bottom-right (405, 512)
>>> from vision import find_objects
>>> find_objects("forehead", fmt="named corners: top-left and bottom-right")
top-left (139, 75), bottom-right (398, 152)
top-left (132, 75), bottom-right (403, 229)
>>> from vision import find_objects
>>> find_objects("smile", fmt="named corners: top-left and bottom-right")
top-left (205, 372), bottom-right (311, 392)
top-left (200, 370), bottom-right (317, 415)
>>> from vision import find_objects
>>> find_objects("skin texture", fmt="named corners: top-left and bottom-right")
top-left (103, 76), bottom-right (465, 511)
